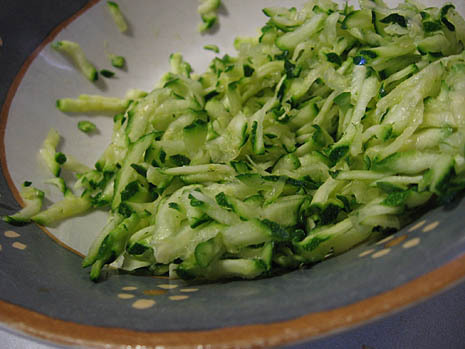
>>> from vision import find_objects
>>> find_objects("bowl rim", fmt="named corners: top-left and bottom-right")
top-left (0, 256), bottom-right (463, 348)
top-left (1, 0), bottom-right (465, 347)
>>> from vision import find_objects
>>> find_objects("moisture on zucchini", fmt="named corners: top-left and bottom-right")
top-left (8, 0), bottom-right (465, 283)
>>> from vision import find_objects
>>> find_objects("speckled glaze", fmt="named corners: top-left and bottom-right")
top-left (1, 1), bottom-right (465, 348)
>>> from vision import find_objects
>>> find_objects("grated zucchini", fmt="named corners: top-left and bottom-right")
top-left (6, 0), bottom-right (465, 282)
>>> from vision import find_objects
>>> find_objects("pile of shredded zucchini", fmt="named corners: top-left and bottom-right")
top-left (5, 0), bottom-right (465, 281)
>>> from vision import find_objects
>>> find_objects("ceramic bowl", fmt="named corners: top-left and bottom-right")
top-left (1, 0), bottom-right (465, 347)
